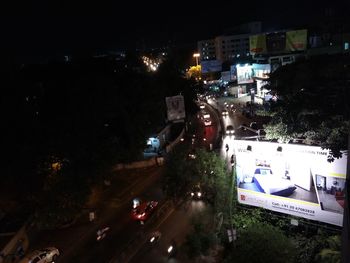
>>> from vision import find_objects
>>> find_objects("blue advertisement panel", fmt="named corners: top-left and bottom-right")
top-left (230, 65), bottom-right (237, 81)
top-left (221, 71), bottom-right (231, 82)
top-left (252, 63), bottom-right (271, 79)
top-left (234, 140), bottom-right (346, 226)
top-left (201, 60), bottom-right (222, 73)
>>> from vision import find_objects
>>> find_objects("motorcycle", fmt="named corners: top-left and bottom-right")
top-left (167, 240), bottom-right (177, 258)
top-left (96, 227), bottom-right (110, 241)
top-left (149, 231), bottom-right (161, 244)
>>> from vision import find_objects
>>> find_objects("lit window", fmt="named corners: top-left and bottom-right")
top-left (345, 42), bottom-right (349, 50)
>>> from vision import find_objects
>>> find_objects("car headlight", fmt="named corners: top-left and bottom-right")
top-left (191, 192), bottom-right (194, 196)
top-left (197, 192), bottom-right (202, 197)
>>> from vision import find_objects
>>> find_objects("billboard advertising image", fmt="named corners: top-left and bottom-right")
top-left (249, 34), bottom-right (267, 55)
top-left (230, 65), bottom-right (237, 81)
top-left (165, 95), bottom-right (186, 122)
top-left (201, 60), bottom-right (222, 74)
top-left (266, 32), bottom-right (286, 53)
top-left (236, 64), bottom-right (254, 84)
top-left (252, 63), bottom-right (271, 79)
top-left (234, 140), bottom-right (347, 226)
top-left (286, 29), bottom-right (307, 51)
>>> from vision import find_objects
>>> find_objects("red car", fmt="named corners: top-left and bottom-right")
top-left (131, 201), bottom-right (158, 222)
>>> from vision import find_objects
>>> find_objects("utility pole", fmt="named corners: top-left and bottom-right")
top-left (341, 131), bottom-right (350, 263)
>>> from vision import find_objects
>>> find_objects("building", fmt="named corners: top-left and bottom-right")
top-left (197, 22), bottom-right (262, 63)
top-left (197, 39), bottom-right (216, 61)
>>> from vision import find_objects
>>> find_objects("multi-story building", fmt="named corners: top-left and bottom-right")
top-left (215, 34), bottom-right (251, 62)
top-left (197, 39), bottom-right (216, 61)
top-left (198, 21), bottom-right (262, 63)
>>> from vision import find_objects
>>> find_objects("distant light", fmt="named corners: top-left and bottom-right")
top-left (193, 53), bottom-right (200, 58)
top-left (345, 42), bottom-right (349, 50)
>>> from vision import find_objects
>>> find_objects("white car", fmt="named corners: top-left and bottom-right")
top-left (201, 110), bottom-right (210, 119)
top-left (226, 125), bottom-right (235, 135)
top-left (222, 110), bottom-right (228, 117)
top-left (19, 247), bottom-right (59, 263)
top-left (204, 118), bottom-right (212, 126)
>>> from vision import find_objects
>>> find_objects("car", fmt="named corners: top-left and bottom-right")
top-left (19, 247), bottom-right (60, 263)
top-left (203, 118), bottom-right (212, 126)
top-left (201, 110), bottom-right (210, 119)
top-left (226, 125), bottom-right (235, 135)
top-left (190, 184), bottom-right (203, 200)
top-left (221, 110), bottom-right (228, 117)
top-left (188, 148), bottom-right (196, 159)
top-left (131, 201), bottom-right (158, 222)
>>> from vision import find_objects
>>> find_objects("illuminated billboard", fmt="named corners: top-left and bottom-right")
top-left (249, 34), bottom-right (267, 55)
top-left (286, 29), bottom-right (307, 51)
top-left (234, 140), bottom-right (346, 226)
top-left (250, 29), bottom-right (307, 54)
top-left (252, 63), bottom-right (271, 79)
top-left (165, 95), bottom-right (185, 122)
top-left (201, 60), bottom-right (222, 73)
top-left (236, 64), bottom-right (254, 84)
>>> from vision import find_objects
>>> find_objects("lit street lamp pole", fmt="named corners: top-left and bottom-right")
top-left (193, 53), bottom-right (200, 66)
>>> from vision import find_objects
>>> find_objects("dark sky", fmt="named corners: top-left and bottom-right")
top-left (1, 0), bottom-right (349, 61)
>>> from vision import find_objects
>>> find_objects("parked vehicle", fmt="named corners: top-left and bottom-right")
top-left (19, 247), bottom-right (59, 263)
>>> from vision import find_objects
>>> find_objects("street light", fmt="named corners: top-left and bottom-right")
top-left (193, 53), bottom-right (200, 66)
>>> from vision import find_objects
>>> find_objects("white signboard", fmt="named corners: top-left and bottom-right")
top-left (236, 64), bottom-right (254, 84)
top-left (234, 140), bottom-right (347, 226)
top-left (165, 95), bottom-right (186, 122)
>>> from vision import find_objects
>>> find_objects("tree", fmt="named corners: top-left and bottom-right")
top-left (315, 235), bottom-right (341, 263)
top-left (163, 145), bottom-right (229, 207)
top-left (223, 222), bottom-right (296, 263)
top-left (263, 54), bottom-right (350, 161)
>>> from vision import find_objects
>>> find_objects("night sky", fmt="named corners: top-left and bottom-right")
top-left (1, 0), bottom-right (349, 61)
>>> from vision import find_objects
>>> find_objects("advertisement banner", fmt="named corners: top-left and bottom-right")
top-left (201, 60), bottom-right (222, 73)
top-left (249, 34), bottom-right (267, 55)
top-left (286, 29), bottom-right (307, 51)
top-left (252, 63), bottom-right (271, 79)
top-left (236, 64), bottom-right (254, 84)
top-left (234, 140), bottom-right (346, 226)
top-left (165, 95), bottom-right (186, 122)
top-left (221, 71), bottom-right (231, 82)
top-left (230, 65), bottom-right (237, 81)
top-left (266, 32), bottom-right (286, 53)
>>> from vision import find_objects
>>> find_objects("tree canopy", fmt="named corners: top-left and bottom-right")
top-left (263, 54), bottom-right (350, 161)
top-left (2, 50), bottom-right (198, 227)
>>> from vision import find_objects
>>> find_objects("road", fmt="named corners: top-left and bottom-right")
top-left (26, 167), bottom-right (165, 263)
top-left (25, 95), bottom-right (254, 263)
top-left (129, 199), bottom-right (207, 263)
